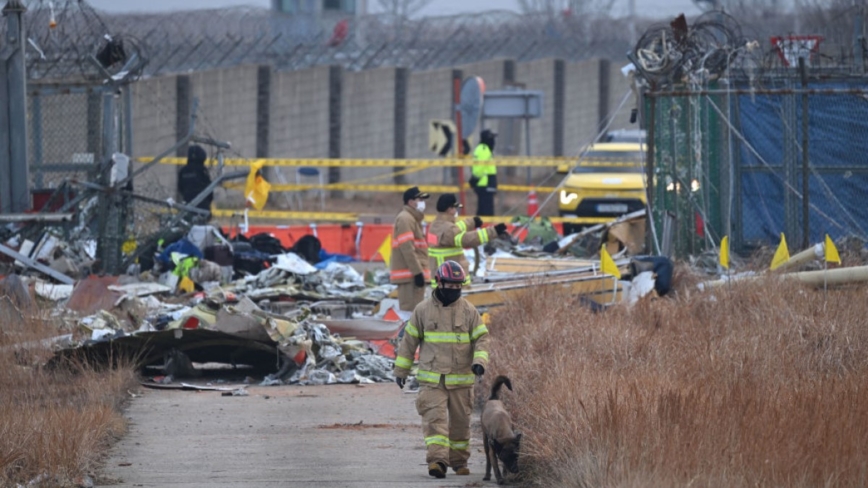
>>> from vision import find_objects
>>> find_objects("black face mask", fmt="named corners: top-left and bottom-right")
top-left (436, 287), bottom-right (461, 306)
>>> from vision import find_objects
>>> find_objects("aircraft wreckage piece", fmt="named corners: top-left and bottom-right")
top-left (699, 265), bottom-right (868, 290)
top-left (484, 256), bottom-right (598, 274)
top-left (462, 272), bottom-right (622, 308)
top-left (51, 328), bottom-right (281, 372)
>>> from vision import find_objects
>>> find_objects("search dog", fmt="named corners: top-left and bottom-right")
top-left (481, 375), bottom-right (521, 484)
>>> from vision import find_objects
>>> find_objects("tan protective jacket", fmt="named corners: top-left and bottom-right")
top-left (427, 212), bottom-right (496, 279)
top-left (393, 294), bottom-right (490, 389)
top-left (390, 205), bottom-right (430, 284)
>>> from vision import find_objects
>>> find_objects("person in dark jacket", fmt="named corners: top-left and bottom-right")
top-left (177, 145), bottom-right (213, 215)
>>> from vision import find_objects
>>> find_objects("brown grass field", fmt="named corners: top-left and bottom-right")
top-left (0, 308), bottom-right (136, 487)
top-left (486, 269), bottom-right (868, 487)
top-left (3, 254), bottom-right (867, 486)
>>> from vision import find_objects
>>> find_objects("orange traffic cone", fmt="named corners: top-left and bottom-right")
top-left (527, 189), bottom-right (539, 217)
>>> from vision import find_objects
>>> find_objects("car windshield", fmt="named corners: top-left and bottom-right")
top-left (571, 151), bottom-right (645, 174)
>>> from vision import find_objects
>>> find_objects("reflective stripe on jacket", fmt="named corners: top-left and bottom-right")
top-left (427, 212), bottom-right (496, 284)
top-left (393, 294), bottom-right (490, 389)
top-left (472, 144), bottom-right (496, 188)
top-left (390, 205), bottom-right (429, 284)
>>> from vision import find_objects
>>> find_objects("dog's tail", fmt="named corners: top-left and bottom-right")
top-left (489, 375), bottom-right (513, 400)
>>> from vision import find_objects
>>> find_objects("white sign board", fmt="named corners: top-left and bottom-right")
top-left (482, 90), bottom-right (544, 119)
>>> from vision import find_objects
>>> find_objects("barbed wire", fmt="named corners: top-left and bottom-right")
top-left (7, 2), bottom-right (630, 81)
top-left (6, 1), bottom-right (868, 82)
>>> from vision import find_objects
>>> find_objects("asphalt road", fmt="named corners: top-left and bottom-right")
top-left (100, 383), bottom-right (489, 487)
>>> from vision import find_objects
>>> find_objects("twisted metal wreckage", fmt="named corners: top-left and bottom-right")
top-left (0, 5), bottom-right (691, 387)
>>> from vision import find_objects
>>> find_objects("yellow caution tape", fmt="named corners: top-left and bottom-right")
top-left (211, 209), bottom-right (360, 222)
top-left (141, 157), bottom-right (571, 168)
top-left (211, 208), bottom-right (608, 224)
top-left (221, 182), bottom-right (557, 194)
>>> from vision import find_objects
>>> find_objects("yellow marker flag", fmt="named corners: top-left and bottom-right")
top-left (719, 235), bottom-right (730, 269)
top-left (600, 245), bottom-right (621, 279)
top-left (375, 234), bottom-right (392, 266)
top-left (770, 232), bottom-right (790, 270)
top-left (825, 234), bottom-right (841, 264)
top-left (245, 161), bottom-right (271, 211)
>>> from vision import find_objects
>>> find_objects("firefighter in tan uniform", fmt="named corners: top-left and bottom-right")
top-left (390, 186), bottom-right (431, 311)
top-left (393, 260), bottom-right (490, 479)
top-left (428, 193), bottom-right (508, 284)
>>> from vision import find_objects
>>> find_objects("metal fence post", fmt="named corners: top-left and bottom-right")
top-left (123, 86), bottom-right (134, 157)
top-left (31, 93), bottom-right (43, 189)
top-left (799, 57), bottom-right (810, 248)
top-left (96, 90), bottom-right (124, 274)
top-left (393, 67), bottom-right (408, 185)
top-left (328, 64), bottom-right (342, 197)
top-left (3, 0), bottom-right (29, 212)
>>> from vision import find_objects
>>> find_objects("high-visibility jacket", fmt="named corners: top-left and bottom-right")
top-left (393, 294), bottom-right (490, 389)
top-left (427, 212), bottom-right (496, 283)
top-left (390, 205), bottom-right (430, 284)
top-left (471, 143), bottom-right (497, 188)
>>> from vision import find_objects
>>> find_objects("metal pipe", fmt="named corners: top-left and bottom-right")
top-left (0, 213), bottom-right (73, 222)
top-left (0, 242), bottom-right (74, 285)
top-left (699, 264), bottom-right (868, 290)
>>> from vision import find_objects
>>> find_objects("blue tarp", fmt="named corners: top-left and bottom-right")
top-left (737, 82), bottom-right (868, 244)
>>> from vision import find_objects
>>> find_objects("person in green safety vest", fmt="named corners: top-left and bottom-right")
top-left (470, 129), bottom-right (498, 216)
top-left (427, 194), bottom-right (507, 286)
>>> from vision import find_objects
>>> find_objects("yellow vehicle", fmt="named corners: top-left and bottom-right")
top-left (557, 142), bottom-right (647, 234)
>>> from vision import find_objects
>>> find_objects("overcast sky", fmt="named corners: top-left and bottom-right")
top-left (82, 0), bottom-right (703, 18)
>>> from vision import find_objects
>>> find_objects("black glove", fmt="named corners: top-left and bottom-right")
top-left (473, 216), bottom-right (483, 228)
top-left (396, 377), bottom-right (405, 389)
top-left (471, 364), bottom-right (485, 377)
top-left (414, 273), bottom-right (426, 288)
top-left (494, 223), bottom-right (508, 237)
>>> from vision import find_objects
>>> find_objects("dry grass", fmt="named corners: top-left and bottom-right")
top-left (0, 305), bottom-right (136, 486)
top-left (485, 276), bottom-right (868, 487)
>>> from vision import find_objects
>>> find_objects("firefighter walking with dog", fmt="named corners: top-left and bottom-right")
top-left (428, 193), bottom-right (508, 284)
top-left (393, 260), bottom-right (490, 478)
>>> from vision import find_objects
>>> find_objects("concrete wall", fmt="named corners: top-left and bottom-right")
top-left (271, 65), bottom-right (332, 158)
top-left (131, 76), bottom-right (178, 159)
top-left (607, 61), bottom-right (637, 132)
top-left (515, 58), bottom-right (559, 157)
top-left (406, 67), bottom-right (454, 160)
top-left (130, 76), bottom-right (179, 199)
top-left (340, 67), bottom-right (398, 159)
top-left (340, 67), bottom-right (399, 189)
top-left (188, 65), bottom-right (259, 158)
top-left (565, 59), bottom-right (603, 155)
top-left (33, 57), bottom-right (626, 208)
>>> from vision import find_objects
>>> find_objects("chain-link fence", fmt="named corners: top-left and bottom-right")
top-left (647, 74), bottom-right (868, 258)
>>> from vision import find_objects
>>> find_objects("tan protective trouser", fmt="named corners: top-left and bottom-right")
top-left (415, 376), bottom-right (473, 468)
top-left (397, 282), bottom-right (425, 312)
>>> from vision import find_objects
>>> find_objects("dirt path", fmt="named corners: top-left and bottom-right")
top-left (100, 383), bottom-right (488, 487)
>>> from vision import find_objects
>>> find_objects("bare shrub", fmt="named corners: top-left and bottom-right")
top-left (485, 276), bottom-right (868, 487)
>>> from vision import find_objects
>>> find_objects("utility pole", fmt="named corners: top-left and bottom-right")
top-left (0, 0), bottom-right (29, 213)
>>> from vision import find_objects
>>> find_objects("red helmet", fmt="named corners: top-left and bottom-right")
top-left (435, 260), bottom-right (467, 285)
